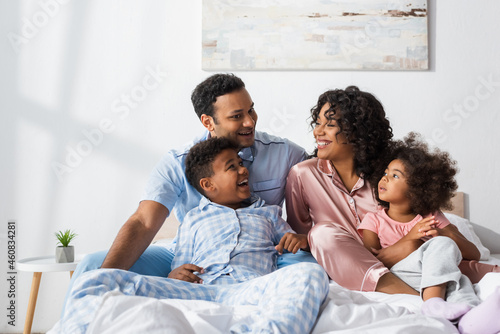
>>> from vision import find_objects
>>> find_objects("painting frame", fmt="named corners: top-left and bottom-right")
top-left (202, 0), bottom-right (428, 71)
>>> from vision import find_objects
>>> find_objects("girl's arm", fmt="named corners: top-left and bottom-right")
top-left (361, 229), bottom-right (382, 254)
top-left (359, 215), bottom-right (422, 268)
top-left (366, 217), bottom-right (438, 269)
top-left (374, 238), bottom-right (423, 269)
top-left (362, 229), bottom-right (421, 269)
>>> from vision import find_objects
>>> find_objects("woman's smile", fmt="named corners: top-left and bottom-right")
top-left (316, 139), bottom-right (331, 149)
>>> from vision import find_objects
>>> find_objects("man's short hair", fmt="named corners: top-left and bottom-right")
top-left (191, 73), bottom-right (245, 120)
top-left (185, 137), bottom-right (240, 195)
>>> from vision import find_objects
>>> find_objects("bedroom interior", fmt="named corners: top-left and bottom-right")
top-left (1, 0), bottom-right (500, 333)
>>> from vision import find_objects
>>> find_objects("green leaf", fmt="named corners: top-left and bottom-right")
top-left (55, 229), bottom-right (77, 247)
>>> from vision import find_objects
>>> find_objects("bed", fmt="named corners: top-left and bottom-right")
top-left (49, 193), bottom-right (500, 333)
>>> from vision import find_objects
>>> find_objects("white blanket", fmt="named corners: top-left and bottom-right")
top-left (49, 271), bottom-right (500, 334)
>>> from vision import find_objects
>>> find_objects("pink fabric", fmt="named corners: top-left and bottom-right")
top-left (358, 208), bottom-right (450, 248)
top-left (285, 158), bottom-right (491, 291)
top-left (285, 158), bottom-right (388, 291)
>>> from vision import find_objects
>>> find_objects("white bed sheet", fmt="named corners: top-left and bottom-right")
top-left (49, 258), bottom-right (500, 334)
top-left (82, 284), bottom-right (459, 334)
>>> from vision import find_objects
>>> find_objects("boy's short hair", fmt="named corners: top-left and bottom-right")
top-left (375, 132), bottom-right (458, 215)
top-left (191, 73), bottom-right (245, 120)
top-left (185, 137), bottom-right (240, 195)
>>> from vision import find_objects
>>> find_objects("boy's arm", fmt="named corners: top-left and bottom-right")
top-left (275, 233), bottom-right (309, 254)
top-left (168, 264), bottom-right (204, 282)
top-left (169, 213), bottom-right (204, 283)
top-left (272, 210), bottom-right (309, 254)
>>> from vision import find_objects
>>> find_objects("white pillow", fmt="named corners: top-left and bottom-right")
top-left (444, 213), bottom-right (490, 261)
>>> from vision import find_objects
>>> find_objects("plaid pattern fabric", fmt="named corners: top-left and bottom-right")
top-left (172, 196), bottom-right (294, 284)
top-left (61, 263), bottom-right (329, 333)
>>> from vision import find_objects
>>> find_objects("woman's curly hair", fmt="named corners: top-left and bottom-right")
top-left (310, 86), bottom-right (393, 182)
top-left (375, 132), bottom-right (459, 216)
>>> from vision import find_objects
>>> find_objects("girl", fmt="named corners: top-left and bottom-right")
top-left (358, 133), bottom-right (500, 334)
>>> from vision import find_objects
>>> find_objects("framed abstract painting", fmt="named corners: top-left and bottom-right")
top-left (202, 0), bottom-right (428, 70)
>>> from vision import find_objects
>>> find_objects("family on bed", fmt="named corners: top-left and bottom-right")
top-left (60, 74), bottom-right (500, 333)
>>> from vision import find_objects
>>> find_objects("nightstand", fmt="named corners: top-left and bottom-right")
top-left (16, 255), bottom-right (82, 334)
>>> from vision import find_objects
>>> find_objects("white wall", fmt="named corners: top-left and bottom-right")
top-left (1, 1), bottom-right (499, 332)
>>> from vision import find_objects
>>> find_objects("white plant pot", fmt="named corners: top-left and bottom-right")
top-left (56, 246), bottom-right (74, 263)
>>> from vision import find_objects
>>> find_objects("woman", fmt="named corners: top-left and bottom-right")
top-left (286, 86), bottom-right (497, 293)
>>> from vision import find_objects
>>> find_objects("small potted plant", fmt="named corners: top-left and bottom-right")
top-left (55, 229), bottom-right (77, 263)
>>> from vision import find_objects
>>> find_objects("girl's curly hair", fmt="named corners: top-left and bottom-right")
top-left (310, 86), bottom-right (393, 182)
top-left (374, 132), bottom-right (459, 215)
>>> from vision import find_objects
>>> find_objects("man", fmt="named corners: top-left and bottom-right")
top-left (68, 73), bottom-right (311, 289)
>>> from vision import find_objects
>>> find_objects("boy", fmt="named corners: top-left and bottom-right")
top-left (60, 138), bottom-right (328, 334)
top-left (174, 136), bottom-right (312, 284)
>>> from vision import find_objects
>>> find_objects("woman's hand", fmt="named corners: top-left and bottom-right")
top-left (168, 264), bottom-right (204, 283)
top-left (439, 224), bottom-right (480, 261)
top-left (275, 233), bottom-right (309, 254)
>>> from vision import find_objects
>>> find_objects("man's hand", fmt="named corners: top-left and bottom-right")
top-left (275, 233), bottom-right (309, 255)
top-left (168, 264), bottom-right (204, 283)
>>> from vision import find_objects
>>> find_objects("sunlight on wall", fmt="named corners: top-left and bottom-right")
top-left (16, 1), bottom-right (72, 111)
top-left (15, 120), bottom-right (56, 257)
